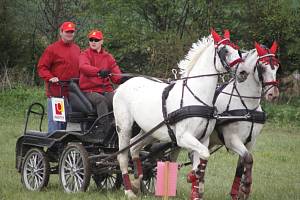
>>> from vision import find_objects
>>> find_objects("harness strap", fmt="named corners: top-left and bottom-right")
top-left (216, 109), bottom-right (266, 145)
top-left (162, 83), bottom-right (177, 144)
top-left (246, 121), bottom-right (254, 144)
top-left (167, 106), bottom-right (215, 125)
top-left (216, 109), bottom-right (267, 126)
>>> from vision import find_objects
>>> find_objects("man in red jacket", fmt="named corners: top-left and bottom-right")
top-left (79, 29), bottom-right (122, 123)
top-left (37, 21), bottom-right (80, 133)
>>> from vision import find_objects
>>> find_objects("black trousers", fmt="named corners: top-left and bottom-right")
top-left (85, 92), bottom-right (114, 117)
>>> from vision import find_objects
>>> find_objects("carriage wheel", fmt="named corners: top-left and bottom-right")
top-left (59, 143), bottom-right (91, 192)
top-left (21, 148), bottom-right (50, 191)
top-left (141, 168), bottom-right (156, 194)
top-left (93, 173), bottom-right (122, 190)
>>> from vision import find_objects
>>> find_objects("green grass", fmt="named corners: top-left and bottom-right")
top-left (0, 87), bottom-right (299, 200)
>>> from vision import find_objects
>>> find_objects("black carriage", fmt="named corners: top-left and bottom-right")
top-left (15, 79), bottom-right (174, 193)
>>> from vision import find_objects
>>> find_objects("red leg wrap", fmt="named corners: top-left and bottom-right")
top-left (187, 171), bottom-right (197, 183)
top-left (230, 176), bottom-right (241, 199)
top-left (132, 157), bottom-right (143, 179)
top-left (122, 173), bottom-right (132, 190)
top-left (187, 171), bottom-right (200, 200)
top-left (196, 158), bottom-right (207, 182)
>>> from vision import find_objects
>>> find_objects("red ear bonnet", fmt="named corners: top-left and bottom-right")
top-left (255, 42), bottom-right (267, 57)
top-left (255, 41), bottom-right (279, 66)
top-left (223, 29), bottom-right (230, 40)
top-left (270, 41), bottom-right (278, 54)
top-left (211, 28), bottom-right (222, 43)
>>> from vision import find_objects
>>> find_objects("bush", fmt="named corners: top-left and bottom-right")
top-left (262, 97), bottom-right (300, 127)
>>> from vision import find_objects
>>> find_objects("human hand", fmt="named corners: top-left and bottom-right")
top-left (98, 70), bottom-right (110, 78)
top-left (49, 77), bottom-right (59, 83)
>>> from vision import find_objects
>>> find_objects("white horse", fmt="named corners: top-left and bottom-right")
top-left (208, 41), bottom-right (280, 200)
top-left (113, 29), bottom-right (243, 199)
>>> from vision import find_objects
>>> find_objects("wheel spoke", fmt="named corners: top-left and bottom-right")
top-left (65, 175), bottom-right (73, 190)
top-left (71, 151), bottom-right (77, 166)
top-left (34, 176), bottom-right (39, 189)
top-left (27, 174), bottom-right (34, 187)
top-left (66, 154), bottom-right (73, 167)
top-left (36, 173), bottom-right (44, 182)
top-left (75, 173), bottom-right (83, 188)
top-left (74, 175), bottom-right (79, 192)
top-left (33, 154), bottom-right (38, 168)
top-left (75, 167), bottom-right (84, 172)
top-left (36, 158), bottom-right (43, 168)
top-left (36, 167), bottom-right (45, 172)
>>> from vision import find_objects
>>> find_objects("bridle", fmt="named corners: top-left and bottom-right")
top-left (254, 49), bottom-right (279, 87)
top-left (214, 38), bottom-right (243, 72)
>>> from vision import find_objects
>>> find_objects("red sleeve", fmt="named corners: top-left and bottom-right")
top-left (108, 56), bottom-right (122, 84)
top-left (37, 48), bottom-right (54, 81)
top-left (79, 51), bottom-right (99, 77)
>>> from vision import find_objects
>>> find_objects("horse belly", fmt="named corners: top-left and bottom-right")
top-left (114, 78), bottom-right (170, 140)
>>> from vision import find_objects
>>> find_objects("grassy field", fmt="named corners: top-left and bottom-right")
top-left (0, 87), bottom-right (299, 200)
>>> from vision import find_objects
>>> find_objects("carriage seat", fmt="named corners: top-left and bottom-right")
top-left (68, 79), bottom-right (97, 122)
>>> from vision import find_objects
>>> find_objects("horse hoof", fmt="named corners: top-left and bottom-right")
top-left (238, 189), bottom-right (250, 200)
top-left (131, 177), bottom-right (141, 194)
top-left (231, 194), bottom-right (239, 200)
top-left (125, 190), bottom-right (137, 199)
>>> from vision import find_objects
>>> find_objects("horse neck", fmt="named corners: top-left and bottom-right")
top-left (183, 44), bottom-right (219, 106)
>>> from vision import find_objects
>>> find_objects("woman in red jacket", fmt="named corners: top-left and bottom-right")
top-left (79, 30), bottom-right (123, 121)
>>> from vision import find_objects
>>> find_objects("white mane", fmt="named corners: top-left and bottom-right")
top-left (178, 35), bottom-right (213, 76)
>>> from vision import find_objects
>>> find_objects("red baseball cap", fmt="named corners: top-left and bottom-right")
top-left (88, 30), bottom-right (103, 40)
top-left (60, 21), bottom-right (76, 32)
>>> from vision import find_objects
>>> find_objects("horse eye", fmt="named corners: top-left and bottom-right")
top-left (223, 47), bottom-right (229, 54)
top-left (259, 65), bottom-right (266, 72)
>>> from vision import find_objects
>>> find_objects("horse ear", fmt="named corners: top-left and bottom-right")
top-left (211, 28), bottom-right (222, 43)
top-left (270, 41), bottom-right (278, 54)
top-left (255, 41), bottom-right (265, 56)
top-left (223, 29), bottom-right (230, 40)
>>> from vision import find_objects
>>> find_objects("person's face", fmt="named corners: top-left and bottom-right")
top-left (60, 30), bottom-right (75, 43)
top-left (89, 38), bottom-right (103, 51)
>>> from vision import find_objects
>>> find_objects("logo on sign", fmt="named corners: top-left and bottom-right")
top-left (55, 102), bottom-right (64, 115)
top-left (51, 97), bottom-right (66, 122)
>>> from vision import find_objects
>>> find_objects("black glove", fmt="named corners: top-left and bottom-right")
top-left (98, 70), bottom-right (110, 78)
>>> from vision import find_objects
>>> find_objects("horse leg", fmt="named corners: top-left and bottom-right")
top-left (230, 156), bottom-right (243, 200)
top-left (177, 133), bottom-right (210, 200)
top-left (130, 133), bottom-right (154, 194)
top-left (115, 113), bottom-right (136, 198)
top-left (187, 151), bottom-right (208, 200)
top-left (224, 136), bottom-right (253, 200)
top-left (238, 152), bottom-right (253, 200)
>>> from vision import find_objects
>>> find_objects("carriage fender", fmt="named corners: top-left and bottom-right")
top-left (15, 136), bottom-right (25, 172)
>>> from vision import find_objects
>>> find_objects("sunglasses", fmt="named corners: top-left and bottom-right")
top-left (65, 30), bottom-right (75, 34)
top-left (89, 38), bottom-right (100, 42)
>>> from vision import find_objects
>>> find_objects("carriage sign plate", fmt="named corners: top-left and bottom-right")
top-left (51, 97), bottom-right (66, 122)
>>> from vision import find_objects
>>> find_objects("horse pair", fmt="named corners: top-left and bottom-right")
top-left (113, 29), bottom-right (280, 199)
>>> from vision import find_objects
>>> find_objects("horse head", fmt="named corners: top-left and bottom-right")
top-left (254, 41), bottom-right (280, 101)
top-left (211, 29), bottom-right (243, 72)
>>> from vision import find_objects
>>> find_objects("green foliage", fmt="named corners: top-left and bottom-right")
top-left (0, 86), bottom-right (46, 117)
top-left (262, 97), bottom-right (300, 127)
top-left (1, 0), bottom-right (300, 86)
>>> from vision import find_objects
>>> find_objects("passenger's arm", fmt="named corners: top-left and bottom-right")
top-left (79, 53), bottom-right (99, 77)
